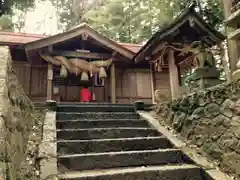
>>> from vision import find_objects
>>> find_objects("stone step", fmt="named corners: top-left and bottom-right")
top-left (58, 149), bottom-right (194, 172)
top-left (59, 165), bottom-right (211, 180)
top-left (57, 136), bottom-right (172, 155)
top-left (57, 119), bottom-right (151, 129)
top-left (57, 128), bottom-right (160, 140)
top-left (57, 112), bottom-right (139, 121)
top-left (57, 104), bottom-right (135, 113)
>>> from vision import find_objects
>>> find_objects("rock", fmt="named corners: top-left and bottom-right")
top-left (198, 93), bottom-right (209, 106)
top-left (166, 111), bottom-right (174, 124)
top-left (231, 116), bottom-right (240, 127)
top-left (191, 134), bottom-right (206, 147)
top-left (220, 99), bottom-right (235, 118)
top-left (232, 99), bottom-right (240, 115)
top-left (172, 111), bottom-right (186, 132)
top-left (221, 152), bottom-right (240, 176)
top-left (233, 127), bottom-right (240, 139)
top-left (218, 131), bottom-right (239, 152)
top-left (212, 115), bottom-right (231, 128)
top-left (209, 125), bottom-right (226, 141)
top-left (190, 107), bottom-right (204, 119)
top-left (201, 142), bottom-right (223, 159)
top-left (204, 103), bottom-right (220, 118)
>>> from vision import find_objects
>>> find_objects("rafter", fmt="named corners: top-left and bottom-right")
top-left (52, 50), bottom-right (112, 59)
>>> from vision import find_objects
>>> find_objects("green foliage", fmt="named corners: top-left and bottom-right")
top-left (0, 15), bottom-right (14, 31)
top-left (1, 0), bottom-right (36, 13)
top-left (0, 0), bottom-right (39, 32)
top-left (77, 0), bottom-right (225, 43)
top-left (51, 0), bottom-right (104, 30)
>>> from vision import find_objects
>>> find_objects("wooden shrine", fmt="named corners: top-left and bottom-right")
top-left (133, 3), bottom-right (225, 100)
top-left (0, 4), bottom-right (225, 104)
top-left (224, 0), bottom-right (240, 81)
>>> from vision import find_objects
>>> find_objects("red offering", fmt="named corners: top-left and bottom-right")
top-left (80, 87), bottom-right (92, 102)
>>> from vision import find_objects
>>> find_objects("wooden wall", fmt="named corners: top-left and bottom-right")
top-left (113, 68), bottom-right (151, 104)
top-left (112, 68), bottom-right (171, 104)
top-left (12, 61), bottom-right (31, 95)
top-left (12, 61), bottom-right (48, 102)
top-left (12, 61), bottom-right (171, 103)
top-left (155, 71), bottom-right (171, 100)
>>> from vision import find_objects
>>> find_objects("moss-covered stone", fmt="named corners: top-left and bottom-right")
top-left (154, 81), bottom-right (240, 178)
top-left (221, 152), bottom-right (240, 176)
top-left (0, 47), bottom-right (44, 180)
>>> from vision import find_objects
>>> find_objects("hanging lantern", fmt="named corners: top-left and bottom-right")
top-left (60, 65), bottom-right (67, 77)
top-left (99, 67), bottom-right (107, 79)
top-left (81, 71), bottom-right (89, 81)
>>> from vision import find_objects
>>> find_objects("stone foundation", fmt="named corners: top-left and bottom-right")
top-left (154, 81), bottom-right (240, 179)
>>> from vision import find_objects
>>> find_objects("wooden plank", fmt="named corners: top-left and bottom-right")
top-left (47, 63), bottom-right (53, 100)
top-left (223, 0), bottom-right (239, 72)
top-left (53, 50), bottom-right (112, 59)
top-left (136, 71), bottom-right (152, 98)
top-left (168, 50), bottom-right (180, 99)
top-left (110, 64), bottom-right (116, 103)
top-left (228, 28), bottom-right (240, 40)
top-left (150, 64), bottom-right (156, 103)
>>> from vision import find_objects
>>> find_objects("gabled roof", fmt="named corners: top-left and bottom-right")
top-left (23, 23), bottom-right (136, 59)
top-left (134, 3), bottom-right (226, 63)
top-left (0, 31), bottom-right (142, 53)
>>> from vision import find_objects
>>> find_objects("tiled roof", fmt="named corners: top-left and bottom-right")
top-left (0, 31), bottom-right (142, 53)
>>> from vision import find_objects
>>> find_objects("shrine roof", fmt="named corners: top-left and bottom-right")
top-left (0, 27), bottom-right (142, 54)
top-left (134, 3), bottom-right (226, 63)
top-left (22, 23), bottom-right (136, 60)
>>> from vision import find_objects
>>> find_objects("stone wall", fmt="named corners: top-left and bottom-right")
top-left (0, 46), bottom-right (44, 180)
top-left (154, 81), bottom-right (240, 178)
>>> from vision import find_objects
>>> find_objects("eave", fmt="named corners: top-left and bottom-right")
top-left (23, 23), bottom-right (135, 61)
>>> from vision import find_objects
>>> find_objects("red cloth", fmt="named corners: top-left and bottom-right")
top-left (80, 88), bottom-right (92, 102)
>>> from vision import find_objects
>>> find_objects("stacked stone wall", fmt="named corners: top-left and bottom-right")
top-left (154, 81), bottom-right (240, 178)
top-left (0, 46), bottom-right (44, 180)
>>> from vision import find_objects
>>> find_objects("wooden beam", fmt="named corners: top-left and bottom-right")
top-left (168, 49), bottom-right (180, 99)
top-left (150, 63), bottom-right (157, 104)
top-left (29, 65), bottom-right (32, 96)
top-left (53, 50), bottom-right (112, 59)
top-left (152, 42), bottom-right (167, 54)
top-left (223, 0), bottom-right (239, 72)
top-left (47, 62), bottom-right (53, 100)
top-left (110, 63), bottom-right (116, 103)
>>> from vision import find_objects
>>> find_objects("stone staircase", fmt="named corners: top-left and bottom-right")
top-left (56, 103), bottom-right (213, 180)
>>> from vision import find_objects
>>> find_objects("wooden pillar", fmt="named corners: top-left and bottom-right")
top-left (110, 63), bottom-right (116, 103)
top-left (47, 63), bottom-right (53, 100)
top-left (222, 0), bottom-right (239, 72)
top-left (28, 65), bottom-right (32, 96)
top-left (150, 63), bottom-right (156, 104)
top-left (168, 50), bottom-right (180, 99)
